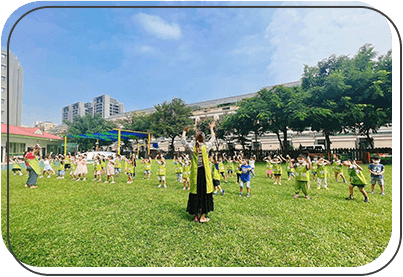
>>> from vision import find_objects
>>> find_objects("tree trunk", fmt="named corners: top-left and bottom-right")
top-left (170, 136), bottom-right (176, 157)
top-left (325, 130), bottom-right (332, 158)
top-left (282, 128), bottom-right (289, 156)
top-left (366, 129), bottom-right (375, 149)
top-left (275, 131), bottom-right (284, 152)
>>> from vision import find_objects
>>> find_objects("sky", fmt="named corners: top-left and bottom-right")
top-left (0, 1), bottom-right (393, 126)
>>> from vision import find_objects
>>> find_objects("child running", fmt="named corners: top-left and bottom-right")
top-left (344, 160), bottom-right (369, 202)
top-left (368, 155), bottom-right (385, 196)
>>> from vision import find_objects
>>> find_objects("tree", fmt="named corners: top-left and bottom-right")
top-left (64, 113), bottom-right (117, 152)
top-left (257, 85), bottom-right (309, 155)
top-left (150, 98), bottom-right (193, 156)
top-left (221, 112), bottom-right (251, 152)
top-left (196, 116), bottom-right (228, 151)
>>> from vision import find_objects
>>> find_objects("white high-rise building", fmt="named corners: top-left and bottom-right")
top-left (1, 49), bottom-right (23, 126)
top-left (62, 95), bottom-right (124, 122)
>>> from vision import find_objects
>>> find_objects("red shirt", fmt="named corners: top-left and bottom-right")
top-left (25, 152), bottom-right (36, 166)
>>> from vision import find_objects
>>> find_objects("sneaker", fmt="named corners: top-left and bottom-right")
top-left (345, 195), bottom-right (354, 200)
top-left (39, 176), bottom-right (43, 178)
top-left (364, 197), bottom-right (369, 202)
top-left (104, 181), bottom-right (108, 183)
top-left (92, 179), bottom-right (97, 181)
top-left (164, 185), bottom-right (167, 188)
top-left (239, 193), bottom-right (242, 197)
top-left (274, 182), bottom-right (277, 185)
top-left (221, 189), bottom-right (225, 196)
top-left (14, 173), bottom-right (16, 176)
top-left (47, 175), bottom-right (51, 178)
top-left (83, 178), bottom-right (86, 181)
top-left (158, 185), bottom-right (161, 187)
top-left (183, 187), bottom-right (186, 190)
top-left (293, 194), bottom-right (298, 199)
top-left (343, 180), bottom-right (347, 183)
top-left (187, 187), bottom-right (190, 190)
top-left (246, 193), bottom-right (250, 197)
top-left (305, 196), bottom-right (310, 200)
top-left (278, 182), bottom-right (282, 186)
top-left (76, 179), bottom-right (80, 182)
top-left (213, 192), bottom-right (218, 195)
top-left (111, 181), bottom-right (115, 184)
top-left (370, 190), bottom-right (375, 194)
top-left (380, 192), bottom-right (385, 196)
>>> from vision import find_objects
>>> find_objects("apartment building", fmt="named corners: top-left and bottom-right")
top-left (62, 94), bottom-right (124, 122)
top-left (1, 49), bottom-right (23, 126)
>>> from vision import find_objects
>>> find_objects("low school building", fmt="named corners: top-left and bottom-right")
top-left (1, 124), bottom-right (63, 163)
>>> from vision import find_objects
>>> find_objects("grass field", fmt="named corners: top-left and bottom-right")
top-left (1, 162), bottom-right (392, 267)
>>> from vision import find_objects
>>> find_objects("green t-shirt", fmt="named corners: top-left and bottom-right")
top-left (333, 161), bottom-right (342, 172)
top-left (317, 164), bottom-right (327, 178)
top-left (157, 162), bottom-right (166, 176)
top-left (272, 163), bottom-right (282, 174)
top-left (286, 161), bottom-right (294, 172)
top-left (348, 166), bottom-right (367, 185)
top-left (219, 162), bottom-right (225, 173)
top-left (212, 163), bottom-right (221, 181)
top-left (311, 161), bottom-right (318, 171)
top-left (295, 164), bottom-right (309, 182)
top-left (266, 161), bottom-right (273, 170)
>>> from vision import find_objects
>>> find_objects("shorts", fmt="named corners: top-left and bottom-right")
top-left (287, 172), bottom-right (295, 177)
top-left (240, 180), bottom-right (251, 189)
top-left (127, 172), bottom-right (133, 177)
top-left (44, 164), bottom-right (52, 171)
top-left (158, 175), bottom-right (166, 181)
top-left (371, 178), bottom-right (384, 186)
top-left (95, 170), bottom-right (102, 175)
top-left (115, 168), bottom-right (121, 174)
top-left (352, 183), bottom-right (366, 189)
top-left (144, 170), bottom-right (151, 174)
top-left (220, 172), bottom-right (226, 177)
top-left (64, 164), bottom-right (71, 170)
top-left (266, 169), bottom-right (272, 175)
top-left (12, 168), bottom-right (21, 172)
top-left (213, 179), bottom-right (220, 187)
top-left (311, 171), bottom-right (317, 175)
top-left (57, 170), bottom-right (65, 176)
top-left (227, 169), bottom-right (233, 173)
top-left (274, 174), bottom-right (281, 177)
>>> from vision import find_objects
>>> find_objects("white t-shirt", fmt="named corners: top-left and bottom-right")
top-left (249, 160), bottom-right (255, 168)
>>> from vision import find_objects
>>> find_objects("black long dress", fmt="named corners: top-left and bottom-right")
top-left (186, 166), bottom-right (214, 215)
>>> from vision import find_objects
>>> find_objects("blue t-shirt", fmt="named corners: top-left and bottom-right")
top-left (368, 163), bottom-right (384, 179)
top-left (240, 164), bottom-right (252, 182)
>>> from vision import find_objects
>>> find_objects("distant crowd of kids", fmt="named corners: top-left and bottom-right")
top-left (11, 150), bottom-right (386, 202)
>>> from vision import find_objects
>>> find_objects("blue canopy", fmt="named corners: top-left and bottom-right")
top-left (67, 129), bottom-right (149, 142)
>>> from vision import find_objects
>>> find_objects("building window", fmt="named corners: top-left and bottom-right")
top-left (1, 76), bottom-right (5, 81)
top-left (9, 143), bottom-right (26, 156)
top-left (1, 87), bottom-right (4, 93)
top-left (1, 65), bottom-right (5, 70)
top-left (1, 54), bottom-right (6, 59)
top-left (1, 99), bottom-right (4, 104)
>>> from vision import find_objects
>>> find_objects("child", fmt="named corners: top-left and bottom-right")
top-left (173, 156), bottom-right (184, 183)
top-left (332, 155), bottom-right (347, 183)
top-left (101, 156), bottom-right (107, 175)
top-left (238, 158), bottom-right (252, 197)
top-left (126, 157), bottom-right (134, 184)
top-left (311, 156), bottom-right (318, 182)
top-left (75, 155), bottom-right (87, 181)
top-left (225, 155), bottom-right (234, 178)
top-left (211, 153), bottom-right (225, 196)
top-left (155, 154), bottom-right (167, 188)
top-left (114, 155), bottom-right (122, 177)
top-left (93, 157), bottom-right (103, 182)
top-left (368, 155), bottom-right (385, 195)
top-left (316, 158), bottom-right (331, 190)
top-left (344, 160), bottom-right (369, 202)
top-left (218, 155), bottom-right (228, 183)
top-left (105, 156), bottom-right (115, 183)
top-left (272, 156), bottom-right (283, 186)
top-left (64, 154), bottom-right (72, 172)
top-left (263, 156), bottom-right (274, 179)
top-left (40, 153), bottom-right (53, 178)
top-left (142, 157), bottom-right (151, 180)
top-left (70, 156), bottom-right (77, 180)
top-left (282, 155), bottom-right (295, 181)
top-left (182, 155), bottom-right (191, 190)
top-left (249, 155), bottom-right (256, 178)
top-left (56, 158), bottom-right (65, 179)
top-left (291, 154), bottom-right (312, 200)
top-left (11, 157), bottom-right (23, 176)
top-left (235, 152), bottom-right (243, 184)
top-left (49, 156), bottom-right (56, 175)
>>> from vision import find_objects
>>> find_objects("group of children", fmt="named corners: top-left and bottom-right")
top-left (10, 150), bottom-right (386, 202)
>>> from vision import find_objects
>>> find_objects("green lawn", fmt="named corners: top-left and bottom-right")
top-left (1, 162), bottom-right (392, 267)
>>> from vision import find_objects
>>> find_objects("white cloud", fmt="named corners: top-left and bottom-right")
top-left (133, 13), bottom-right (181, 40)
top-left (265, 7), bottom-right (392, 84)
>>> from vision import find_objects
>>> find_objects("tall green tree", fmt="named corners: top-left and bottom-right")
top-left (196, 116), bottom-right (228, 151)
top-left (221, 112), bottom-right (251, 152)
top-left (257, 85), bottom-right (309, 155)
top-left (150, 98), bottom-right (193, 155)
top-left (64, 113), bottom-right (117, 152)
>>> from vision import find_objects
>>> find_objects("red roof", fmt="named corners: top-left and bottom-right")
top-left (1, 124), bottom-right (63, 140)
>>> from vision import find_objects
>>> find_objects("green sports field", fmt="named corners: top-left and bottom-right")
top-left (1, 162), bottom-right (392, 267)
